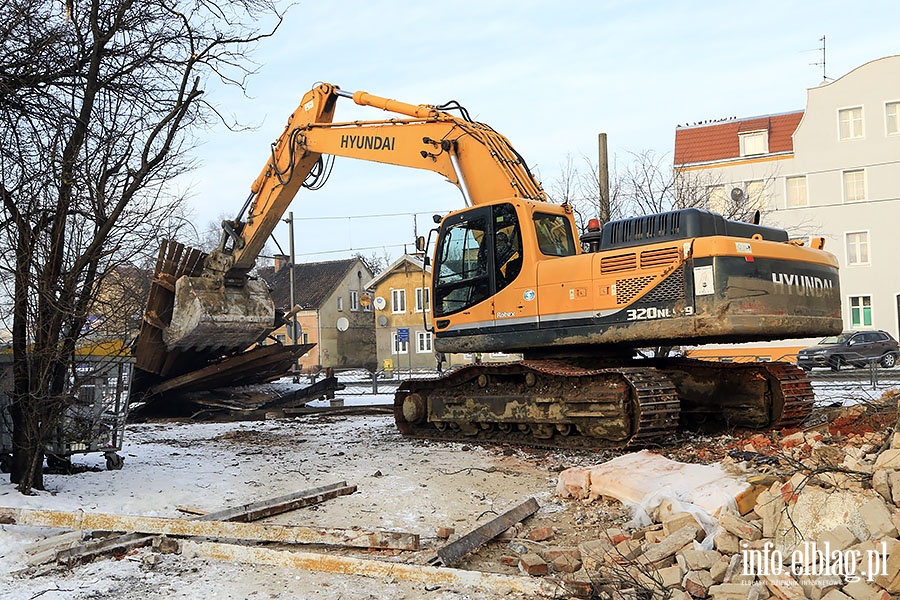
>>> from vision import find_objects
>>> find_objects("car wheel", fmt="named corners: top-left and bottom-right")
top-left (881, 353), bottom-right (898, 369)
top-left (829, 356), bottom-right (843, 371)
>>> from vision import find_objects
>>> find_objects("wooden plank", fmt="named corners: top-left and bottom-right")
top-left (0, 507), bottom-right (419, 551)
top-left (431, 497), bottom-right (539, 567)
top-left (196, 482), bottom-right (356, 523)
top-left (180, 540), bottom-right (583, 598)
top-left (30, 482), bottom-right (355, 569)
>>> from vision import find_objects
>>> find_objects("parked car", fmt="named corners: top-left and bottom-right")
top-left (796, 330), bottom-right (900, 371)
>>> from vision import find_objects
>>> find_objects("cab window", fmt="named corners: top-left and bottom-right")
top-left (533, 213), bottom-right (576, 256)
top-left (433, 215), bottom-right (491, 317)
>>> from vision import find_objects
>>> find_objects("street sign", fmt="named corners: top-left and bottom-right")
top-left (397, 327), bottom-right (410, 343)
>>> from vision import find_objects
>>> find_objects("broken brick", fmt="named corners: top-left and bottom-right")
top-left (527, 526), bottom-right (555, 542)
top-left (518, 552), bottom-right (548, 576)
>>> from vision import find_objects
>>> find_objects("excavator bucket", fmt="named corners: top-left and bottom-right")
top-left (163, 275), bottom-right (276, 353)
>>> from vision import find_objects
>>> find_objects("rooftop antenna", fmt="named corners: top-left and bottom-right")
top-left (810, 35), bottom-right (831, 83)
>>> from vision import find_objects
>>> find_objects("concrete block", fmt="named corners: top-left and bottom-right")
top-left (817, 525), bottom-right (859, 552)
top-left (719, 513), bottom-right (763, 541)
top-left (873, 449), bottom-right (900, 470)
top-left (662, 512), bottom-right (702, 538)
top-left (680, 549), bottom-right (721, 571)
top-left (683, 569), bottom-right (714, 599)
top-left (658, 564), bottom-right (683, 589)
top-left (841, 579), bottom-right (890, 600)
top-left (760, 573), bottom-right (807, 600)
top-left (872, 470), bottom-right (892, 504)
top-left (709, 557), bottom-right (729, 584)
top-left (714, 531), bottom-right (740, 554)
top-left (890, 432), bottom-right (900, 449)
top-left (550, 552), bottom-right (581, 573)
top-left (640, 525), bottom-right (698, 564)
top-left (859, 498), bottom-right (898, 539)
top-left (888, 470), bottom-right (900, 506)
top-left (578, 538), bottom-right (612, 572)
top-left (708, 583), bottom-right (754, 600)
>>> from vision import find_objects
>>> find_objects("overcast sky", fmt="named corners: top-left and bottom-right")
top-left (174, 1), bottom-right (900, 265)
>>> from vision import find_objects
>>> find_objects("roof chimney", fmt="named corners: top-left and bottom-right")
top-left (273, 254), bottom-right (290, 273)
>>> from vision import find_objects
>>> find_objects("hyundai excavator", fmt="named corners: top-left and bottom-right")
top-left (135, 82), bottom-right (842, 448)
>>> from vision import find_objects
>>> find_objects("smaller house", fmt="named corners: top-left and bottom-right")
top-left (258, 257), bottom-right (375, 372)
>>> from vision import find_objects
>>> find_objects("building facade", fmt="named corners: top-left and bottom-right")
top-left (674, 56), bottom-right (900, 343)
top-left (258, 257), bottom-right (376, 372)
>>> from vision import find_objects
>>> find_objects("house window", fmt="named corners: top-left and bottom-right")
top-left (843, 169), bottom-right (866, 202)
top-left (301, 332), bottom-right (309, 344)
top-left (839, 107), bottom-right (863, 140)
top-left (845, 231), bottom-right (870, 265)
top-left (707, 185), bottom-right (727, 214)
top-left (746, 180), bottom-right (766, 211)
top-left (392, 332), bottom-right (409, 354)
top-left (275, 334), bottom-right (286, 344)
top-left (415, 287), bottom-right (431, 313)
top-left (416, 331), bottom-right (433, 353)
top-left (849, 295), bottom-right (872, 327)
top-left (391, 288), bottom-right (406, 313)
top-left (337, 296), bottom-right (343, 311)
top-left (887, 101), bottom-right (900, 135)
top-left (785, 176), bottom-right (808, 208)
top-left (350, 290), bottom-right (360, 311)
top-left (739, 131), bottom-right (768, 156)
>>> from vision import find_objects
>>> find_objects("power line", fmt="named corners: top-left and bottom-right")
top-left (287, 210), bottom-right (447, 222)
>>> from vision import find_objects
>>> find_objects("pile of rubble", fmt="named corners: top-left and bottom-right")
top-left (518, 395), bottom-right (900, 599)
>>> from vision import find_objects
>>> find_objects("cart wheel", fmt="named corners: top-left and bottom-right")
top-left (46, 454), bottom-right (72, 473)
top-left (105, 452), bottom-right (124, 471)
top-left (0, 453), bottom-right (11, 473)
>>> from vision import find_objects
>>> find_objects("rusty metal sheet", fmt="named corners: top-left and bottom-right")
top-left (0, 507), bottom-right (419, 551)
top-left (431, 497), bottom-right (539, 567)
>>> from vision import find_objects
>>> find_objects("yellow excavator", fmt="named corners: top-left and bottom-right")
top-left (140, 83), bottom-right (842, 447)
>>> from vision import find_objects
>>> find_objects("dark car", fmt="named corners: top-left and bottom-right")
top-left (797, 330), bottom-right (900, 371)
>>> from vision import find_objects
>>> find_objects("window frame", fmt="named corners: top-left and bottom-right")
top-left (415, 287), bottom-right (431, 313)
top-left (391, 288), bottom-right (407, 314)
top-left (845, 231), bottom-right (871, 266)
top-left (392, 331), bottom-right (409, 355)
top-left (849, 295), bottom-right (873, 328)
top-left (416, 330), bottom-right (433, 353)
top-left (739, 130), bottom-right (768, 156)
top-left (886, 101), bottom-right (900, 136)
top-left (337, 295), bottom-right (343, 312)
top-left (785, 176), bottom-right (808, 208)
top-left (838, 106), bottom-right (864, 140)
top-left (842, 169), bottom-right (867, 203)
top-left (350, 290), bottom-right (360, 311)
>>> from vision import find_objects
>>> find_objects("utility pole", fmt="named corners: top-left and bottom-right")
top-left (286, 211), bottom-right (298, 345)
top-left (598, 133), bottom-right (610, 226)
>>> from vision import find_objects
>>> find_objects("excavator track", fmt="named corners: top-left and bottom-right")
top-left (394, 359), bottom-right (813, 449)
top-left (394, 360), bottom-right (681, 450)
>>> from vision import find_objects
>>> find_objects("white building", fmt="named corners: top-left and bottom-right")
top-left (674, 55), bottom-right (900, 344)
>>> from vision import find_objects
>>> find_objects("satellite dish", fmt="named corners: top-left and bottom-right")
top-left (336, 317), bottom-right (349, 332)
top-left (373, 296), bottom-right (386, 310)
top-left (730, 187), bottom-right (745, 202)
top-left (377, 315), bottom-right (388, 327)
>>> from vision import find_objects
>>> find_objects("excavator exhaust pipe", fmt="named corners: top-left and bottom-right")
top-left (164, 276), bottom-right (276, 353)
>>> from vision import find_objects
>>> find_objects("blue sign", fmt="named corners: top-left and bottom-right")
top-left (397, 327), bottom-right (410, 342)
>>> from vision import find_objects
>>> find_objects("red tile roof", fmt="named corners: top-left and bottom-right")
top-left (674, 111), bottom-right (803, 166)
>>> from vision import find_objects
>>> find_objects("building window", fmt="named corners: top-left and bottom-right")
top-left (746, 180), bottom-right (766, 211)
top-left (849, 295), bottom-right (872, 328)
top-left (739, 131), bottom-right (768, 156)
top-left (785, 176), bottom-right (808, 208)
top-left (392, 332), bottom-right (409, 354)
top-left (416, 331), bottom-right (433, 353)
top-left (301, 332), bottom-right (309, 344)
top-left (350, 290), bottom-right (360, 311)
top-left (391, 288), bottom-right (406, 313)
top-left (887, 101), bottom-right (900, 135)
top-left (838, 107), bottom-right (864, 140)
top-left (337, 296), bottom-right (343, 311)
top-left (845, 231), bottom-right (870, 265)
top-left (415, 287), bottom-right (431, 313)
top-left (275, 334), bottom-right (286, 344)
top-left (707, 185), bottom-right (727, 214)
top-left (843, 169), bottom-right (866, 203)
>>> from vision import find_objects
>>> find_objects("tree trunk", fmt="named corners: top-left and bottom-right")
top-left (7, 401), bottom-right (43, 491)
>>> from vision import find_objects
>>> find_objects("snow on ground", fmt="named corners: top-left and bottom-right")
top-left (0, 409), bottom-right (559, 600)
top-left (0, 375), bottom-right (896, 599)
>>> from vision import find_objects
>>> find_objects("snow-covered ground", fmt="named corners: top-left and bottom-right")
top-left (0, 376), bottom-right (895, 599)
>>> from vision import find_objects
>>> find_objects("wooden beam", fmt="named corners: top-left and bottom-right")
top-left (180, 540), bottom-right (582, 598)
top-left (195, 482), bottom-right (356, 523)
top-left (431, 497), bottom-right (539, 567)
top-left (0, 506), bottom-right (419, 551)
top-left (25, 482), bottom-right (356, 569)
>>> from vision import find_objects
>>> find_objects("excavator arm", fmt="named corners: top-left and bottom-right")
top-left (165, 83), bottom-right (546, 351)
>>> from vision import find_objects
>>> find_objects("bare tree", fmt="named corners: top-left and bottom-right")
top-left (0, 0), bottom-right (282, 493)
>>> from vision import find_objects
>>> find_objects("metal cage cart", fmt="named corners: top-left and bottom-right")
top-left (0, 347), bottom-right (131, 473)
